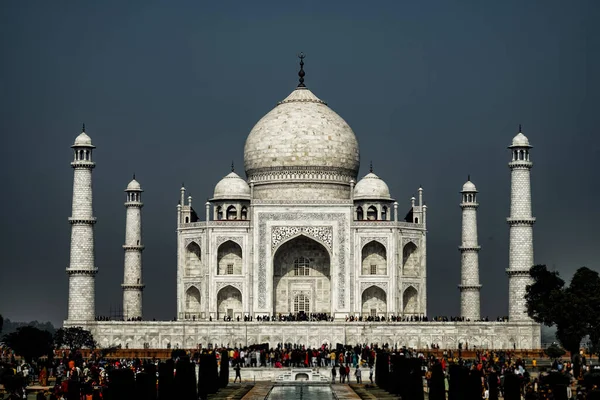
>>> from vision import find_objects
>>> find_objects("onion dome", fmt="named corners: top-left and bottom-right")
top-left (509, 125), bottom-right (532, 148)
top-left (354, 172), bottom-right (393, 201)
top-left (244, 87), bottom-right (360, 176)
top-left (126, 178), bottom-right (142, 192)
top-left (72, 124), bottom-right (95, 148)
top-left (461, 180), bottom-right (477, 193)
top-left (212, 171), bottom-right (251, 200)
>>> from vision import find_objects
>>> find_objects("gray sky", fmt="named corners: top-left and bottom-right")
top-left (1, 0), bottom-right (598, 327)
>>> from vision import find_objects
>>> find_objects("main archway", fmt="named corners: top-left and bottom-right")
top-left (273, 235), bottom-right (331, 315)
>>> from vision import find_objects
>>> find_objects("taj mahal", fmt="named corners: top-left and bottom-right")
top-left (64, 58), bottom-right (541, 350)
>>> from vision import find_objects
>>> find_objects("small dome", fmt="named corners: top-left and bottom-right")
top-left (510, 132), bottom-right (531, 148)
top-left (212, 171), bottom-right (251, 200)
top-left (72, 132), bottom-right (94, 147)
top-left (461, 180), bottom-right (477, 193)
top-left (354, 172), bottom-right (392, 200)
top-left (126, 179), bottom-right (142, 192)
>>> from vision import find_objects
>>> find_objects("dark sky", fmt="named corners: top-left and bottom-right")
top-left (1, 1), bottom-right (598, 327)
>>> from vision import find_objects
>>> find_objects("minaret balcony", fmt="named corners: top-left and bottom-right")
top-left (121, 283), bottom-right (145, 290)
top-left (66, 268), bottom-right (98, 275)
top-left (508, 160), bottom-right (533, 169)
top-left (505, 269), bottom-right (531, 276)
top-left (70, 160), bottom-right (96, 168)
top-left (68, 217), bottom-right (97, 224)
top-left (123, 244), bottom-right (145, 251)
top-left (458, 245), bottom-right (481, 252)
top-left (506, 217), bottom-right (536, 226)
top-left (124, 201), bottom-right (143, 207)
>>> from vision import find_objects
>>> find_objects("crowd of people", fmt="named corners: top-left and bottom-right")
top-left (1, 342), bottom-right (599, 399)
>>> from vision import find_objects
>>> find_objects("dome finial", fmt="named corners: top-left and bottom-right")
top-left (297, 52), bottom-right (306, 88)
top-left (519, 124), bottom-right (522, 133)
top-left (231, 161), bottom-right (235, 172)
top-left (82, 123), bottom-right (85, 133)
top-left (370, 161), bottom-right (373, 173)
top-left (468, 174), bottom-right (470, 181)
top-left (133, 173), bottom-right (135, 180)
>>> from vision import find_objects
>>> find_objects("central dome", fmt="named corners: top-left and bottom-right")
top-left (244, 86), bottom-right (360, 200)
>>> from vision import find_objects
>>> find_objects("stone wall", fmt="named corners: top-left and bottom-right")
top-left (68, 320), bottom-right (541, 350)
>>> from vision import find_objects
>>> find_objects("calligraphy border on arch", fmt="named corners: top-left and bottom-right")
top-left (215, 236), bottom-right (244, 249)
top-left (359, 281), bottom-right (388, 294)
top-left (258, 212), bottom-right (346, 309)
top-left (271, 226), bottom-right (333, 252)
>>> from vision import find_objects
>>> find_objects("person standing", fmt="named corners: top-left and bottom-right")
top-left (369, 365), bottom-right (374, 384)
top-left (355, 366), bottom-right (362, 384)
top-left (331, 365), bottom-right (337, 384)
top-left (233, 363), bottom-right (241, 383)
top-left (339, 364), bottom-right (345, 383)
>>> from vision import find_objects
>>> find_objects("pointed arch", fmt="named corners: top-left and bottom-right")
top-left (367, 205), bottom-right (377, 220)
top-left (382, 206), bottom-right (388, 221)
top-left (402, 242), bottom-right (419, 276)
top-left (216, 206), bottom-right (223, 220)
top-left (185, 241), bottom-right (201, 276)
top-left (217, 285), bottom-right (242, 319)
top-left (185, 285), bottom-right (201, 313)
top-left (402, 286), bottom-right (418, 314)
top-left (226, 205), bottom-right (237, 220)
top-left (273, 235), bottom-right (331, 315)
top-left (356, 206), bottom-right (364, 221)
top-left (361, 240), bottom-right (387, 275)
top-left (217, 240), bottom-right (242, 275)
top-left (241, 206), bottom-right (248, 220)
top-left (361, 285), bottom-right (387, 316)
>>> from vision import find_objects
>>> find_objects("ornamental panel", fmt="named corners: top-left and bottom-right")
top-left (271, 226), bottom-right (333, 251)
top-left (359, 281), bottom-right (388, 294)
top-left (215, 281), bottom-right (243, 294)
top-left (215, 236), bottom-right (243, 249)
top-left (360, 236), bottom-right (388, 249)
top-left (258, 213), bottom-right (347, 308)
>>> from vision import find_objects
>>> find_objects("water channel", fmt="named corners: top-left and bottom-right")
top-left (266, 385), bottom-right (334, 399)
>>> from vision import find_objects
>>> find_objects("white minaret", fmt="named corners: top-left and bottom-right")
top-left (122, 176), bottom-right (145, 320)
top-left (459, 177), bottom-right (481, 320)
top-left (67, 124), bottom-right (97, 321)
top-left (507, 126), bottom-right (535, 321)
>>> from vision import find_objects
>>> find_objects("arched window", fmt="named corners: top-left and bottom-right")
top-left (226, 205), bottom-right (237, 220)
top-left (294, 257), bottom-right (310, 276)
top-left (356, 206), bottom-right (364, 221)
top-left (216, 206), bottom-right (223, 220)
top-left (382, 206), bottom-right (388, 221)
top-left (367, 206), bottom-right (377, 221)
top-left (241, 206), bottom-right (248, 220)
top-left (294, 294), bottom-right (310, 313)
top-left (185, 217), bottom-right (189, 223)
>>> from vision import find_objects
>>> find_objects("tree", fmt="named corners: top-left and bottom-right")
top-left (54, 327), bottom-right (97, 352)
top-left (544, 343), bottom-right (566, 359)
top-left (2, 326), bottom-right (53, 363)
top-left (526, 265), bottom-right (600, 358)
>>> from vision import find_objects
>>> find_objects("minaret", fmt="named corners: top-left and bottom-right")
top-left (507, 126), bottom-right (535, 321)
top-left (67, 125), bottom-right (97, 321)
top-left (459, 177), bottom-right (481, 320)
top-left (122, 176), bottom-right (145, 320)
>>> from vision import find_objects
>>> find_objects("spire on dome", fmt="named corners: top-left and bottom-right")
top-left (82, 123), bottom-right (85, 132)
top-left (297, 52), bottom-right (306, 88)
top-left (468, 174), bottom-right (470, 181)
top-left (231, 161), bottom-right (235, 172)
top-left (133, 173), bottom-right (135, 179)
top-left (370, 161), bottom-right (373, 173)
top-left (519, 124), bottom-right (522, 133)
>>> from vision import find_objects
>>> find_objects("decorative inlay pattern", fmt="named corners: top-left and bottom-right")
top-left (216, 236), bottom-right (243, 248)
top-left (359, 281), bottom-right (388, 294)
top-left (402, 282), bottom-right (420, 292)
top-left (271, 226), bottom-right (333, 251)
top-left (402, 237), bottom-right (419, 246)
top-left (360, 237), bottom-right (388, 249)
top-left (215, 281), bottom-right (242, 294)
top-left (184, 238), bottom-right (202, 247)
top-left (258, 213), bottom-right (347, 309)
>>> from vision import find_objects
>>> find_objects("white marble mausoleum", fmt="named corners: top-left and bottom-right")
top-left (64, 60), bottom-right (541, 349)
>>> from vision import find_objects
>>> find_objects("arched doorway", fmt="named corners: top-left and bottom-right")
top-left (185, 242), bottom-right (201, 276)
top-left (403, 286), bottom-right (418, 314)
top-left (361, 286), bottom-right (387, 316)
top-left (361, 241), bottom-right (387, 275)
top-left (273, 235), bottom-right (331, 315)
top-left (402, 242), bottom-right (419, 276)
top-left (217, 240), bottom-right (242, 275)
top-left (217, 285), bottom-right (242, 319)
top-left (185, 286), bottom-right (201, 314)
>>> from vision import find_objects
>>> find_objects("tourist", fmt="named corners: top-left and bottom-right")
top-left (345, 364), bottom-right (350, 383)
top-left (354, 365), bottom-right (362, 384)
top-left (339, 364), bottom-right (345, 383)
top-left (369, 364), bottom-right (374, 384)
top-left (233, 363), bottom-right (241, 383)
top-left (331, 365), bottom-right (336, 383)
